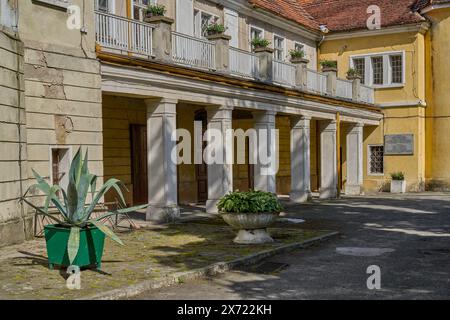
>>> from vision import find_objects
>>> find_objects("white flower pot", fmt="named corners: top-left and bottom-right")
top-left (221, 213), bottom-right (279, 244)
top-left (391, 180), bottom-right (406, 194)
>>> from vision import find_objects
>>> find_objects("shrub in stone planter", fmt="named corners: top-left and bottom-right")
top-left (289, 49), bottom-right (305, 60)
top-left (320, 60), bottom-right (338, 72)
top-left (217, 190), bottom-right (283, 244)
top-left (22, 148), bottom-right (147, 270)
top-left (146, 4), bottom-right (166, 17)
top-left (206, 23), bottom-right (227, 36)
top-left (251, 37), bottom-right (271, 50)
top-left (346, 68), bottom-right (361, 80)
top-left (390, 172), bottom-right (406, 194)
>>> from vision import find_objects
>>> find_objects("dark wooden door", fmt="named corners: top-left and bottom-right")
top-left (247, 139), bottom-right (255, 190)
top-left (195, 110), bottom-right (208, 203)
top-left (130, 124), bottom-right (148, 205)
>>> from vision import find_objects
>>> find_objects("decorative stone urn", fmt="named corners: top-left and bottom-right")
top-left (221, 213), bottom-right (279, 244)
top-left (391, 180), bottom-right (406, 194)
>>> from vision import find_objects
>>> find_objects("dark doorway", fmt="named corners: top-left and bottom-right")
top-left (195, 110), bottom-right (208, 203)
top-left (130, 124), bottom-right (148, 205)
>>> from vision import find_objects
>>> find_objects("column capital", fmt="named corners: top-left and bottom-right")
top-left (291, 115), bottom-right (311, 129)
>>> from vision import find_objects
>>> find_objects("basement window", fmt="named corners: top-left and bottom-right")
top-left (50, 147), bottom-right (72, 192)
top-left (368, 145), bottom-right (384, 175)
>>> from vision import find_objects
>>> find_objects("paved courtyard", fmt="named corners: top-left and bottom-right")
top-left (135, 193), bottom-right (450, 300)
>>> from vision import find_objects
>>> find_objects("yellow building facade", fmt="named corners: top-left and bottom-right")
top-left (317, 2), bottom-right (450, 192)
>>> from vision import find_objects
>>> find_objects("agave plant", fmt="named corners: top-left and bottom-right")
top-left (22, 148), bottom-right (147, 264)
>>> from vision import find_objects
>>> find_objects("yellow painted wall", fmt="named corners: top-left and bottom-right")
top-left (320, 31), bottom-right (427, 192)
top-left (424, 8), bottom-right (450, 189)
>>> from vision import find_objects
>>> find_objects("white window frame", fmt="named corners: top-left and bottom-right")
top-left (367, 144), bottom-right (385, 176)
top-left (96, 0), bottom-right (115, 14)
top-left (350, 51), bottom-right (406, 88)
top-left (131, 0), bottom-right (156, 21)
top-left (294, 41), bottom-right (305, 52)
top-left (194, 9), bottom-right (219, 39)
top-left (273, 34), bottom-right (286, 61)
top-left (248, 25), bottom-right (264, 51)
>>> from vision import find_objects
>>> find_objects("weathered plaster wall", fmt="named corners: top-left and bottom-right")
top-left (19, 0), bottom-right (103, 204)
top-left (0, 27), bottom-right (31, 246)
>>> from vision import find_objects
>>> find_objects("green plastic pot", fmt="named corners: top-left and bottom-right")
top-left (44, 224), bottom-right (105, 270)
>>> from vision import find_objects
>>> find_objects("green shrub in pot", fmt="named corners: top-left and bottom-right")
top-left (218, 191), bottom-right (283, 244)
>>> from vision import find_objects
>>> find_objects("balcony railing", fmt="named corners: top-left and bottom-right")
top-left (360, 84), bottom-right (375, 104)
top-left (273, 60), bottom-right (296, 87)
top-left (306, 69), bottom-right (328, 95)
top-left (336, 78), bottom-right (353, 100)
top-left (229, 47), bottom-right (259, 78)
top-left (95, 11), bottom-right (153, 57)
top-left (172, 32), bottom-right (215, 70)
top-left (94, 12), bottom-right (376, 105)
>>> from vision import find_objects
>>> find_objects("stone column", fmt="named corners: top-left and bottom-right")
top-left (144, 16), bottom-right (174, 62)
top-left (319, 120), bottom-right (338, 199)
top-left (290, 58), bottom-right (309, 89)
top-left (254, 47), bottom-right (274, 83)
top-left (290, 116), bottom-right (312, 203)
top-left (323, 67), bottom-right (337, 96)
top-left (206, 34), bottom-right (231, 73)
top-left (253, 111), bottom-right (277, 194)
top-left (205, 106), bottom-right (234, 213)
top-left (345, 123), bottom-right (364, 195)
top-left (145, 98), bottom-right (180, 222)
top-left (348, 76), bottom-right (361, 101)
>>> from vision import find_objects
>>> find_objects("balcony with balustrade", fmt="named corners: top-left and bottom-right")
top-left (95, 11), bottom-right (375, 106)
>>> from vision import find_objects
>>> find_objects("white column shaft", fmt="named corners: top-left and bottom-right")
top-left (253, 111), bottom-right (277, 194)
top-left (345, 123), bottom-right (364, 195)
top-left (145, 98), bottom-right (180, 222)
top-left (290, 116), bottom-right (311, 202)
top-left (206, 107), bottom-right (234, 213)
top-left (320, 120), bottom-right (338, 199)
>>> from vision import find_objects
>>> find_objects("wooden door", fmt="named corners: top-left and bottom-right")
top-left (195, 110), bottom-right (208, 203)
top-left (130, 124), bottom-right (148, 205)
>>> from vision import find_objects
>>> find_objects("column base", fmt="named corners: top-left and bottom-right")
top-left (206, 199), bottom-right (221, 214)
top-left (345, 185), bottom-right (363, 196)
top-left (319, 188), bottom-right (338, 199)
top-left (289, 191), bottom-right (312, 203)
top-left (146, 205), bottom-right (180, 223)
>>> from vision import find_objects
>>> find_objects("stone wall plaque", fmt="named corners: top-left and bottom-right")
top-left (384, 134), bottom-right (414, 155)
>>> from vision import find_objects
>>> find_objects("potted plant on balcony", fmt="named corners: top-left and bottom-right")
top-left (218, 190), bottom-right (283, 244)
top-left (390, 172), bottom-right (406, 194)
top-left (146, 3), bottom-right (166, 18)
top-left (320, 60), bottom-right (338, 73)
top-left (251, 37), bottom-right (271, 51)
top-left (206, 23), bottom-right (227, 36)
top-left (289, 49), bottom-right (309, 64)
top-left (346, 68), bottom-right (361, 81)
top-left (21, 148), bottom-right (147, 270)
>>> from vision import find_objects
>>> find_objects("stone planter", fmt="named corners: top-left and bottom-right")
top-left (346, 75), bottom-right (361, 81)
top-left (290, 57), bottom-right (309, 64)
top-left (322, 66), bottom-right (338, 73)
top-left (253, 46), bottom-right (274, 54)
top-left (221, 212), bottom-right (279, 244)
top-left (391, 180), bottom-right (406, 194)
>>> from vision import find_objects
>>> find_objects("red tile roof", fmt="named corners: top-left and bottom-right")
top-left (246, 0), bottom-right (440, 33)
top-left (299, 0), bottom-right (425, 32)
top-left (248, 0), bottom-right (321, 31)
